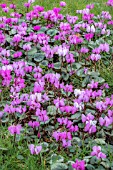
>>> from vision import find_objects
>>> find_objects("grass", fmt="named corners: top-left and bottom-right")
top-left (0, 0), bottom-right (113, 16)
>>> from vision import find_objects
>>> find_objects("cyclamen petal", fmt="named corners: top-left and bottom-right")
top-left (29, 144), bottom-right (35, 154)
top-left (35, 146), bottom-right (42, 154)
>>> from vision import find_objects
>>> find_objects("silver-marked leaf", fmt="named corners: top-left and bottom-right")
top-left (34, 53), bottom-right (45, 62)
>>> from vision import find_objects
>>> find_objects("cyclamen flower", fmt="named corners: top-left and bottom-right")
top-left (2, 7), bottom-right (9, 13)
top-left (0, 4), bottom-right (7, 8)
top-left (13, 34), bottom-right (21, 43)
top-left (66, 15), bottom-right (78, 24)
top-left (107, 0), bottom-right (113, 6)
top-left (72, 159), bottom-right (85, 170)
top-left (91, 146), bottom-right (106, 159)
top-left (88, 80), bottom-right (98, 89)
top-left (24, 3), bottom-right (31, 8)
top-left (23, 44), bottom-right (31, 51)
top-left (33, 25), bottom-right (41, 31)
top-left (85, 33), bottom-right (94, 40)
top-left (90, 54), bottom-right (101, 61)
top-left (99, 116), bottom-right (112, 127)
top-left (0, 111), bottom-right (3, 118)
top-left (54, 97), bottom-right (65, 108)
top-left (8, 124), bottom-right (22, 135)
top-left (28, 121), bottom-right (40, 128)
top-left (29, 144), bottom-right (42, 155)
top-left (57, 45), bottom-right (69, 56)
top-left (66, 53), bottom-right (75, 64)
top-left (13, 51), bottom-right (22, 58)
top-left (28, 0), bottom-right (35, 3)
top-left (86, 4), bottom-right (94, 9)
top-left (60, 1), bottom-right (66, 7)
top-left (82, 113), bottom-right (97, 134)
top-left (10, 4), bottom-right (16, 9)
top-left (80, 47), bottom-right (89, 53)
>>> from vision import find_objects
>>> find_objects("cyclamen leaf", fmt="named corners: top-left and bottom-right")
top-left (51, 163), bottom-right (68, 170)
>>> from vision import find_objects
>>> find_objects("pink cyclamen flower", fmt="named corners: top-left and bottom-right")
top-left (2, 7), bottom-right (9, 13)
top-left (10, 4), bottom-right (16, 9)
top-left (28, 0), bottom-right (35, 3)
top-left (29, 144), bottom-right (42, 155)
top-left (72, 159), bottom-right (85, 170)
top-left (0, 111), bottom-right (3, 118)
top-left (91, 146), bottom-right (106, 159)
top-left (28, 121), bottom-right (40, 128)
top-left (60, 1), bottom-right (66, 7)
top-left (107, 0), bottom-right (113, 6)
top-left (99, 116), bottom-right (112, 127)
top-left (24, 3), bottom-right (31, 8)
top-left (23, 44), bottom-right (31, 51)
top-left (8, 124), bottom-right (22, 135)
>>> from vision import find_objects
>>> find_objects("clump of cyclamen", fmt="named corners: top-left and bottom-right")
top-left (0, 0), bottom-right (113, 168)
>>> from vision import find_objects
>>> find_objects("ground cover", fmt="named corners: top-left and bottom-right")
top-left (0, 0), bottom-right (113, 169)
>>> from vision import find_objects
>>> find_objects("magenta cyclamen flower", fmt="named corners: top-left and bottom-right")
top-left (33, 25), bottom-right (41, 31)
top-left (8, 124), bottom-right (22, 135)
top-left (13, 51), bottom-right (22, 58)
top-left (29, 144), bottom-right (42, 155)
top-left (85, 33), bottom-right (94, 40)
top-left (72, 159), bottom-right (85, 170)
top-left (91, 146), bottom-right (106, 159)
top-left (0, 4), bottom-right (7, 8)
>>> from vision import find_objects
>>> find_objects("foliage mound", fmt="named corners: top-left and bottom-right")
top-left (0, 0), bottom-right (113, 169)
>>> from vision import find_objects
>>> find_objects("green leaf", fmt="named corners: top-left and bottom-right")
top-left (40, 27), bottom-right (48, 32)
top-left (51, 163), bottom-right (68, 170)
top-left (82, 76), bottom-right (90, 87)
top-left (28, 48), bottom-right (37, 55)
top-left (67, 161), bottom-right (75, 170)
top-left (94, 138), bottom-right (106, 144)
top-left (90, 157), bottom-right (98, 164)
top-left (97, 165), bottom-right (105, 170)
top-left (76, 68), bottom-right (85, 77)
top-left (17, 155), bottom-right (24, 160)
top-left (94, 76), bottom-right (105, 84)
top-left (9, 29), bottom-right (16, 35)
top-left (72, 63), bottom-right (81, 70)
top-left (27, 61), bottom-right (36, 66)
top-left (1, 117), bottom-right (9, 123)
top-left (54, 62), bottom-right (61, 69)
top-left (47, 105), bottom-right (57, 115)
top-left (71, 113), bottom-right (81, 120)
top-left (50, 154), bottom-right (64, 164)
top-left (34, 53), bottom-right (45, 62)
top-left (47, 29), bottom-right (58, 36)
top-left (0, 147), bottom-right (8, 151)
top-left (62, 72), bottom-right (69, 81)
top-left (40, 60), bottom-right (48, 67)
top-left (86, 164), bottom-right (95, 170)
